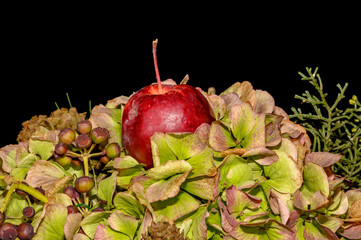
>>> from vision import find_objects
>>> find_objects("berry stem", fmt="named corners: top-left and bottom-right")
top-left (0, 184), bottom-right (16, 213)
top-left (16, 182), bottom-right (48, 203)
top-left (0, 182), bottom-right (48, 213)
top-left (152, 39), bottom-right (162, 93)
top-left (88, 151), bottom-right (106, 158)
top-left (66, 151), bottom-right (82, 158)
top-left (83, 156), bottom-right (89, 176)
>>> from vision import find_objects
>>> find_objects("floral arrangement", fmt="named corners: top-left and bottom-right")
top-left (0, 69), bottom-right (360, 240)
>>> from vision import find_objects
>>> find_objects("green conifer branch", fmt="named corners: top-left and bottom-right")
top-left (290, 67), bottom-right (361, 187)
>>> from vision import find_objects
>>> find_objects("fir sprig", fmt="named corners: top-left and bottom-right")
top-left (290, 67), bottom-right (361, 186)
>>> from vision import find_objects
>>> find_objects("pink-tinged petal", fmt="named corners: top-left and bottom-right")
top-left (108, 210), bottom-right (138, 239)
top-left (165, 132), bottom-right (206, 160)
top-left (93, 223), bottom-right (129, 240)
top-left (64, 213), bottom-right (82, 240)
top-left (303, 220), bottom-right (336, 240)
top-left (269, 190), bottom-right (290, 224)
top-left (243, 212), bottom-right (270, 222)
top-left (230, 219), bottom-right (295, 240)
top-left (239, 81), bottom-right (255, 104)
top-left (181, 174), bottom-right (218, 200)
top-left (242, 147), bottom-right (278, 165)
top-left (329, 176), bottom-right (346, 192)
top-left (293, 190), bottom-right (308, 211)
top-left (146, 170), bottom-right (190, 203)
top-left (218, 197), bottom-right (239, 233)
top-left (229, 103), bottom-right (256, 142)
top-left (25, 160), bottom-right (65, 191)
top-left (188, 205), bottom-right (209, 240)
top-left (286, 210), bottom-right (302, 231)
top-left (254, 90), bottom-right (275, 114)
top-left (300, 162), bottom-right (330, 202)
top-left (265, 114), bottom-right (283, 147)
top-left (310, 190), bottom-right (329, 210)
top-left (195, 123), bottom-right (211, 144)
top-left (220, 81), bottom-right (255, 106)
top-left (242, 113), bottom-right (266, 149)
top-left (293, 190), bottom-right (329, 212)
top-left (226, 186), bottom-right (262, 218)
top-left (208, 94), bottom-right (227, 120)
top-left (339, 223), bottom-right (361, 239)
top-left (273, 106), bottom-right (289, 119)
top-left (327, 189), bottom-right (348, 216)
top-left (346, 189), bottom-right (361, 207)
top-left (305, 152), bottom-right (342, 167)
top-left (262, 151), bottom-right (302, 194)
top-left (274, 138), bottom-right (298, 162)
top-left (316, 215), bottom-right (343, 233)
top-left (315, 218), bottom-right (341, 240)
top-left (221, 92), bottom-right (243, 110)
top-left (223, 235), bottom-right (238, 240)
top-left (138, 210), bottom-right (152, 237)
top-left (267, 220), bottom-right (295, 240)
top-left (147, 160), bottom-right (192, 180)
top-left (280, 119), bottom-right (308, 139)
top-left (209, 121), bottom-right (236, 151)
top-left (290, 137), bottom-right (311, 169)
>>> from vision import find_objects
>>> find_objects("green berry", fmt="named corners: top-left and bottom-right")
top-left (90, 127), bottom-right (110, 144)
top-left (75, 176), bottom-right (94, 193)
top-left (55, 142), bottom-right (68, 155)
top-left (56, 155), bottom-right (72, 167)
top-left (106, 143), bottom-right (121, 159)
top-left (77, 120), bottom-right (92, 134)
top-left (59, 128), bottom-right (76, 145)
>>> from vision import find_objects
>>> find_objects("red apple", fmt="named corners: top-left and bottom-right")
top-left (122, 40), bottom-right (214, 168)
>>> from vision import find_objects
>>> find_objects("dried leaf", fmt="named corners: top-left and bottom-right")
top-left (64, 213), bottom-right (82, 240)
top-left (25, 160), bottom-right (65, 191)
top-left (89, 105), bottom-right (123, 146)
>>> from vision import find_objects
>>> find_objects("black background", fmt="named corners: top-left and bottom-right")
top-left (2, 9), bottom-right (360, 147)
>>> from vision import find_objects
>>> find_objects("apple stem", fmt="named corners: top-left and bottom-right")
top-left (152, 39), bottom-right (162, 93)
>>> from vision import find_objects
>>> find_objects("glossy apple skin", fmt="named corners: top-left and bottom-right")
top-left (122, 84), bottom-right (214, 168)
